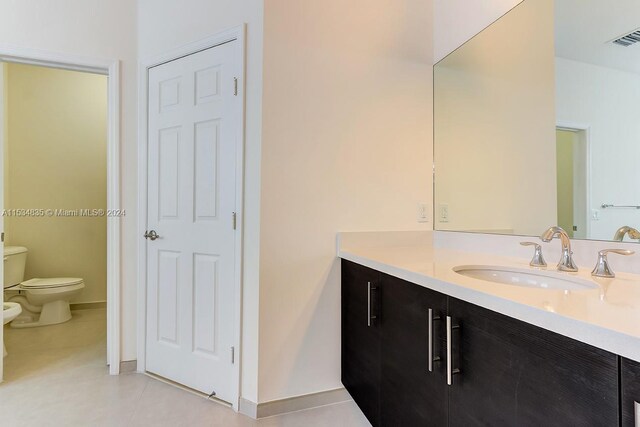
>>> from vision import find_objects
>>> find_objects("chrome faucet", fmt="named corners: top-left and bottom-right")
top-left (520, 242), bottom-right (547, 267)
top-left (613, 226), bottom-right (640, 242)
top-left (591, 249), bottom-right (634, 278)
top-left (540, 226), bottom-right (578, 272)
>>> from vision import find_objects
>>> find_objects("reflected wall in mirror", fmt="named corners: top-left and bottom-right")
top-left (434, 0), bottom-right (640, 242)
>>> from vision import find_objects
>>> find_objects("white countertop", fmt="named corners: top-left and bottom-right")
top-left (338, 232), bottom-right (640, 362)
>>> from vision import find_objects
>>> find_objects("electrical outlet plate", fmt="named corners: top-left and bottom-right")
top-left (417, 203), bottom-right (429, 223)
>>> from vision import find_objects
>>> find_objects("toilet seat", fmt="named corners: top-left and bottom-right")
top-left (19, 277), bottom-right (84, 289)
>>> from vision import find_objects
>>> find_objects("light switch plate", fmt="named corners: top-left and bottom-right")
top-left (439, 204), bottom-right (449, 223)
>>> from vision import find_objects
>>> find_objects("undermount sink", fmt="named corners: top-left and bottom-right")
top-left (453, 265), bottom-right (599, 291)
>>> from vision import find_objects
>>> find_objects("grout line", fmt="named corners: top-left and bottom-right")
top-left (127, 376), bottom-right (151, 425)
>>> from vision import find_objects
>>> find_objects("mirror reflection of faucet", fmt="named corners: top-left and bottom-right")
top-left (613, 226), bottom-right (640, 242)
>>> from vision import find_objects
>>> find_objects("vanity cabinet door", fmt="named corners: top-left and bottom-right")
top-left (380, 274), bottom-right (448, 427)
top-left (622, 358), bottom-right (640, 427)
top-left (342, 260), bottom-right (382, 427)
top-left (447, 298), bottom-right (619, 427)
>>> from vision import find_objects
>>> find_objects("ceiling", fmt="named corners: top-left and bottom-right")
top-left (556, 0), bottom-right (640, 75)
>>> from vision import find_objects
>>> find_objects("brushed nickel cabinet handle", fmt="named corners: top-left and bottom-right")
top-left (367, 282), bottom-right (372, 327)
top-left (446, 316), bottom-right (461, 386)
top-left (367, 282), bottom-right (377, 327)
top-left (428, 308), bottom-right (441, 372)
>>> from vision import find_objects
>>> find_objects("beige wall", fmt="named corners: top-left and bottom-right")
top-left (434, 0), bottom-right (556, 236)
top-left (137, 0), bottom-right (434, 403)
top-left (0, 0), bottom-right (137, 360)
top-left (260, 0), bottom-right (433, 402)
top-left (4, 63), bottom-right (107, 303)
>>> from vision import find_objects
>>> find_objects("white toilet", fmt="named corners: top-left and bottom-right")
top-left (3, 246), bottom-right (85, 328)
top-left (3, 301), bottom-right (21, 356)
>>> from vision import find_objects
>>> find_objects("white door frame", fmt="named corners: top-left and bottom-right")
top-left (136, 25), bottom-right (246, 409)
top-left (0, 46), bottom-right (122, 376)
top-left (556, 121), bottom-right (592, 238)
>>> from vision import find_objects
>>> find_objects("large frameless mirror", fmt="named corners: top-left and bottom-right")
top-left (434, 0), bottom-right (640, 242)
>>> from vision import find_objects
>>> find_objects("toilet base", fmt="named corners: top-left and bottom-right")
top-left (10, 300), bottom-right (72, 328)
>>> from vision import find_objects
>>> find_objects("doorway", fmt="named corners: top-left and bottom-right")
top-left (1, 61), bottom-right (107, 381)
top-left (556, 126), bottom-right (589, 239)
top-left (0, 50), bottom-right (121, 383)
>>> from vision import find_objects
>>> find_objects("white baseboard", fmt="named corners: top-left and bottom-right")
top-left (239, 388), bottom-right (352, 419)
top-left (239, 398), bottom-right (258, 418)
top-left (119, 360), bottom-right (137, 373)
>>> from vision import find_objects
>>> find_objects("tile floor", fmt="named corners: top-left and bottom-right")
top-left (1, 308), bottom-right (370, 426)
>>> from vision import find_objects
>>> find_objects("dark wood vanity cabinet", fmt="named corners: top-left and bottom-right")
top-left (341, 260), bottom-right (382, 426)
top-left (447, 297), bottom-right (619, 426)
top-left (342, 260), bottom-right (621, 427)
top-left (342, 260), bottom-right (448, 427)
top-left (380, 274), bottom-right (448, 426)
top-left (622, 358), bottom-right (640, 427)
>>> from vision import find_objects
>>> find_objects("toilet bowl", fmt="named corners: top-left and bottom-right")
top-left (3, 246), bottom-right (84, 329)
top-left (3, 301), bottom-right (21, 356)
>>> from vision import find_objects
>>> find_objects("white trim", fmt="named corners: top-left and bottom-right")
top-left (0, 61), bottom-right (5, 383)
top-left (0, 45), bottom-right (111, 75)
top-left (0, 46), bottom-right (121, 376)
top-left (136, 24), bottom-right (246, 410)
top-left (239, 388), bottom-right (352, 419)
top-left (106, 60), bottom-right (122, 375)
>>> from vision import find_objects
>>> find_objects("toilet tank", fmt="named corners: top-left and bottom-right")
top-left (4, 246), bottom-right (27, 288)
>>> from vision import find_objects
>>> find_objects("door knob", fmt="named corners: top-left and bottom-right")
top-left (144, 230), bottom-right (160, 241)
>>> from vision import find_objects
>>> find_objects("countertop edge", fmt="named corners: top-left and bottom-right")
top-left (339, 249), bottom-right (640, 363)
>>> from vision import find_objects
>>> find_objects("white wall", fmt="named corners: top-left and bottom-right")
top-left (0, 0), bottom-right (137, 360)
top-left (434, 0), bottom-right (523, 62)
top-left (259, 0), bottom-right (433, 402)
top-left (434, 0), bottom-right (557, 236)
top-left (137, 0), bottom-right (264, 403)
top-left (556, 58), bottom-right (640, 240)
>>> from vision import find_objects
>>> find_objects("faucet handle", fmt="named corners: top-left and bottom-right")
top-left (520, 242), bottom-right (547, 267)
top-left (591, 249), bottom-right (634, 278)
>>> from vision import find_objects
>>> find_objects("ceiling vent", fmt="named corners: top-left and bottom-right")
top-left (612, 29), bottom-right (640, 47)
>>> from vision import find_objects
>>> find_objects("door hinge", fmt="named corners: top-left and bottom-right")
top-left (1, 232), bottom-right (4, 242)
top-left (231, 346), bottom-right (235, 364)
top-left (232, 212), bottom-right (237, 230)
top-left (233, 77), bottom-right (238, 96)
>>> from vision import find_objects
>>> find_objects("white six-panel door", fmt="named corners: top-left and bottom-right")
top-left (146, 41), bottom-right (239, 402)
